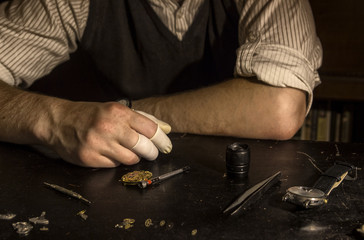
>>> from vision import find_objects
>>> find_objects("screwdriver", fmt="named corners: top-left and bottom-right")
top-left (44, 182), bottom-right (91, 204)
top-left (138, 166), bottom-right (190, 189)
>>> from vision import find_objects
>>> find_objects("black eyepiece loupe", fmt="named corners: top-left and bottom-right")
top-left (226, 142), bottom-right (250, 179)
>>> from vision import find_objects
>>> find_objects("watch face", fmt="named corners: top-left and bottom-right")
top-left (288, 186), bottom-right (325, 198)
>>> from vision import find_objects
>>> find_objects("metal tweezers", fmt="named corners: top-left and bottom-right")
top-left (223, 171), bottom-right (281, 216)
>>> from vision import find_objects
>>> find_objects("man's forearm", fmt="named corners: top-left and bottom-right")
top-left (0, 80), bottom-right (57, 145)
top-left (133, 78), bottom-right (307, 140)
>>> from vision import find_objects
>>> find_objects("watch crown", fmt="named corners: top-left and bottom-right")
top-left (303, 200), bottom-right (311, 209)
top-left (282, 194), bottom-right (289, 202)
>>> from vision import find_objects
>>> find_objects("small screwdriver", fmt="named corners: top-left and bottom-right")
top-left (138, 166), bottom-right (190, 189)
top-left (44, 182), bottom-right (91, 204)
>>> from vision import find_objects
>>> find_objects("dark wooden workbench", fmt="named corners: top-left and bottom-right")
top-left (0, 134), bottom-right (363, 239)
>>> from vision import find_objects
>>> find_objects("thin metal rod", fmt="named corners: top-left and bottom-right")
top-left (158, 166), bottom-right (190, 181)
top-left (44, 182), bottom-right (91, 204)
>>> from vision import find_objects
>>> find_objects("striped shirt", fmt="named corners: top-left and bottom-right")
top-left (0, 0), bottom-right (322, 109)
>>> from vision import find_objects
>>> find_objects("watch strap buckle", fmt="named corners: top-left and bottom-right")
top-left (344, 167), bottom-right (361, 181)
top-left (334, 161), bottom-right (360, 181)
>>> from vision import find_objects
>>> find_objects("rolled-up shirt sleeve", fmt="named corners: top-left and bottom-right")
top-left (0, 0), bottom-right (89, 88)
top-left (234, 0), bottom-right (323, 112)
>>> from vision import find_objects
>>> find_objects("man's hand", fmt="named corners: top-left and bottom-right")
top-left (47, 101), bottom-right (172, 168)
top-left (0, 81), bottom-right (172, 168)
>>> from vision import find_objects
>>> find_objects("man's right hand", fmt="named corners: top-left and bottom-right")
top-left (46, 101), bottom-right (172, 168)
top-left (0, 81), bottom-right (172, 168)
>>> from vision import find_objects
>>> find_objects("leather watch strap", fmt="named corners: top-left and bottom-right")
top-left (313, 161), bottom-right (354, 195)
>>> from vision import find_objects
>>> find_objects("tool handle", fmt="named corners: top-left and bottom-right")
top-left (138, 166), bottom-right (190, 189)
top-left (44, 182), bottom-right (91, 204)
top-left (158, 166), bottom-right (190, 181)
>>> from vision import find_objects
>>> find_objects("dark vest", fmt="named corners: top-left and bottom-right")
top-left (31, 0), bottom-right (239, 101)
top-left (81, 0), bottom-right (239, 100)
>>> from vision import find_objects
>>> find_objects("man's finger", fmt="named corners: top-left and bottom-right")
top-left (134, 110), bottom-right (172, 134)
top-left (150, 126), bottom-right (172, 154)
top-left (132, 110), bottom-right (173, 153)
top-left (131, 133), bottom-right (159, 160)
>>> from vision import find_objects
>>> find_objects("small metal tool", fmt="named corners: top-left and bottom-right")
top-left (223, 171), bottom-right (281, 215)
top-left (138, 166), bottom-right (190, 189)
top-left (44, 182), bottom-right (91, 204)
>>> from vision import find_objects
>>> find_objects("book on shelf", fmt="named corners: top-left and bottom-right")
top-left (316, 107), bottom-right (331, 141)
top-left (295, 101), bottom-right (356, 143)
top-left (340, 108), bottom-right (353, 143)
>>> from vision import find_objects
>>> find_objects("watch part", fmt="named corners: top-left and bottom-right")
top-left (0, 213), bottom-right (16, 220)
top-left (12, 222), bottom-right (33, 236)
top-left (121, 171), bottom-right (153, 185)
top-left (29, 211), bottom-right (49, 225)
top-left (282, 186), bottom-right (326, 208)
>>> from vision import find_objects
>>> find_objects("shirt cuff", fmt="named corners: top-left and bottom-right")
top-left (235, 43), bottom-right (321, 114)
top-left (0, 63), bottom-right (16, 86)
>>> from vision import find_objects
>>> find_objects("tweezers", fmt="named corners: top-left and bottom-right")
top-left (223, 171), bottom-right (281, 215)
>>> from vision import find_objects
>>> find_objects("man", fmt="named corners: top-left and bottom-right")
top-left (0, 0), bottom-right (322, 168)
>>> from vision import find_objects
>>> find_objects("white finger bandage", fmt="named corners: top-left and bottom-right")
top-left (150, 127), bottom-right (173, 154)
top-left (131, 134), bottom-right (158, 161)
top-left (135, 110), bottom-right (171, 134)
top-left (131, 110), bottom-right (173, 156)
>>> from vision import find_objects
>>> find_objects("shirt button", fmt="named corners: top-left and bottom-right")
top-left (247, 31), bottom-right (260, 43)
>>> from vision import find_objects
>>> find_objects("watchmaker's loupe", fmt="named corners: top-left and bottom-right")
top-left (226, 142), bottom-right (250, 180)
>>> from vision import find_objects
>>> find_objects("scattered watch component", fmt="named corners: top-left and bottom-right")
top-left (357, 224), bottom-right (364, 238)
top-left (12, 222), bottom-right (33, 236)
top-left (145, 218), bottom-right (153, 227)
top-left (120, 170), bottom-right (153, 185)
top-left (77, 210), bottom-right (88, 221)
top-left (226, 143), bottom-right (250, 180)
top-left (0, 213), bottom-right (16, 220)
top-left (115, 218), bottom-right (135, 229)
top-left (283, 161), bottom-right (356, 208)
top-left (29, 211), bottom-right (49, 225)
top-left (159, 220), bottom-right (166, 227)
